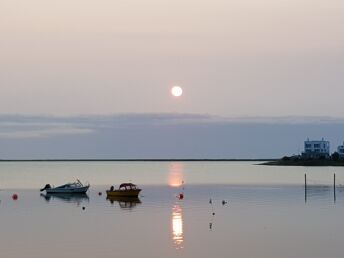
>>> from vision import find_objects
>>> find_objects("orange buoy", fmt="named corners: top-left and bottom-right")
top-left (12, 194), bottom-right (18, 200)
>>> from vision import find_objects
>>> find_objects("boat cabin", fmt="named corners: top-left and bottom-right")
top-left (119, 183), bottom-right (138, 190)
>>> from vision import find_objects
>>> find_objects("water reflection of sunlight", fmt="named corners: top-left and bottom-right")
top-left (172, 204), bottom-right (184, 249)
top-left (168, 163), bottom-right (184, 187)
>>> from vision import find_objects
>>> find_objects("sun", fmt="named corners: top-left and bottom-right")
top-left (171, 86), bottom-right (183, 97)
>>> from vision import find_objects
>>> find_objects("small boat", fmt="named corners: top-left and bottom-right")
top-left (40, 180), bottom-right (90, 194)
top-left (106, 183), bottom-right (141, 197)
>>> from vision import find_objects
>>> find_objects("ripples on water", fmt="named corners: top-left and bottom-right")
top-left (1, 185), bottom-right (344, 258)
top-left (1, 162), bottom-right (344, 258)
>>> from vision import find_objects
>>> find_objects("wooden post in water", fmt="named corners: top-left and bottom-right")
top-left (334, 173), bottom-right (336, 203)
top-left (304, 173), bottom-right (307, 203)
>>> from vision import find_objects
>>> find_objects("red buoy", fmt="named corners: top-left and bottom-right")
top-left (12, 194), bottom-right (18, 200)
top-left (178, 193), bottom-right (184, 200)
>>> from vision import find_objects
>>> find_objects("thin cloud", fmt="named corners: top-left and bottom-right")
top-left (0, 127), bottom-right (93, 139)
top-left (0, 113), bottom-right (216, 130)
top-left (1, 114), bottom-right (344, 140)
top-left (1, 113), bottom-right (344, 159)
top-left (0, 115), bottom-right (94, 139)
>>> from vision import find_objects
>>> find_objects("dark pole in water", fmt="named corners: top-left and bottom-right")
top-left (304, 173), bottom-right (307, 203)
top-left (334, 173), bottom-right (336, 203)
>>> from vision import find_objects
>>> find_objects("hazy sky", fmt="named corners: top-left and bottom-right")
top-left (1, 114), bottom-right (344, 159)
top-left (1, 1), bottom-right (344, 158)
top-left (1, 0), bottom-right (344, 116)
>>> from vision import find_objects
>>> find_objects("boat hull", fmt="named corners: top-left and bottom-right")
top-left (46, 185), bottom-right (89, 194)
top-left (106, 189), bottom-right (141, 197)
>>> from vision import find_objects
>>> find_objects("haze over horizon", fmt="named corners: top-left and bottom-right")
top-left (1, 0), bottom-right (344, 158)
top-left (1, 113), bottom-right (344, 159)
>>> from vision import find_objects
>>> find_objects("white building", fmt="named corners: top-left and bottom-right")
top-left (302, 138), bottom-right (330, 159)
top-left (337, 142), bottom-right (344, 157)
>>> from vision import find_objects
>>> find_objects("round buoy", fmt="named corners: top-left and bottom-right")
top-left (12, 194), bottom-right (18, 200)
top-left (82, 206), bottom-right (85, 210)
top-left (98, 192), bottom-right (102, 196)
top-left (212, 212), bottom-right (215, 216)
top-left (178, 193), bottom-right (184, 200)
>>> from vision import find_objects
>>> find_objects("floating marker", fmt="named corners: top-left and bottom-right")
top-left (82, 206), bottom-right (85, 210)
top-left (98, 192), bottom-right (102, 196)
top-left (12, 194), bottom-right (18, 200)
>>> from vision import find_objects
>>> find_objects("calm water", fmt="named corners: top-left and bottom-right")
top-left (1, 161), bottom-right (344, 258)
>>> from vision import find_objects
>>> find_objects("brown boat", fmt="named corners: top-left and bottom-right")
top-left (106, 183), bottom-right (141, 197)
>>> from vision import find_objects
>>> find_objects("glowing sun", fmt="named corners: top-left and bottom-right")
top-left (171, 86), bottom-right (183, 97)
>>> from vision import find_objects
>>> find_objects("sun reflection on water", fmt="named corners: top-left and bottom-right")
top-left (172, 204), bottom-right (184, 249)
top-left (168, 163), bottom-right (184, 187)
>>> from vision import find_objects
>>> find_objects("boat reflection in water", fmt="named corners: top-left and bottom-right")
top-left (40, 193), bottom-right (89, 204)
top-left (106, 196), bottom-right (141, 210)
top-left (171, 204), bottom-right (184, 249)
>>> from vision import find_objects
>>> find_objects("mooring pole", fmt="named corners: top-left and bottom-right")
top-left (334, 173), bottom-right (336, 203)
top-left (304, 173), bottom-right (307, 203)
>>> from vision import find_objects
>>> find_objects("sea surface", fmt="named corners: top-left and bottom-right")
top-left (1, 161), bottom-right (344, 258)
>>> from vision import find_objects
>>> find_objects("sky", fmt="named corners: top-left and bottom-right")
top-left (1, 114), bottom-right (344, 159)
top-left (0, 0), bottom-right (344, 158)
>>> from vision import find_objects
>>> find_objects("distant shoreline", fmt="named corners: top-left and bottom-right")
top-left (0, 159), bottom-right (274, 162)
top-left (262, 159), bottom-right (344, 166)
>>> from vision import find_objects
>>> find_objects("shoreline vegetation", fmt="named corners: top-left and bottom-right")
top-left (262, 152), bottom-right (344, 166)
top-left (262, 159), bottom-right (344, 166)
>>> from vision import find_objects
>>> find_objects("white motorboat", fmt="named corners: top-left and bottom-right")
top-left (40, 180), bottom-right (90, 194)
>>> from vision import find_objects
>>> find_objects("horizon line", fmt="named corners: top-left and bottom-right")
top-left (0, 158), bottom-right (275, 162)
